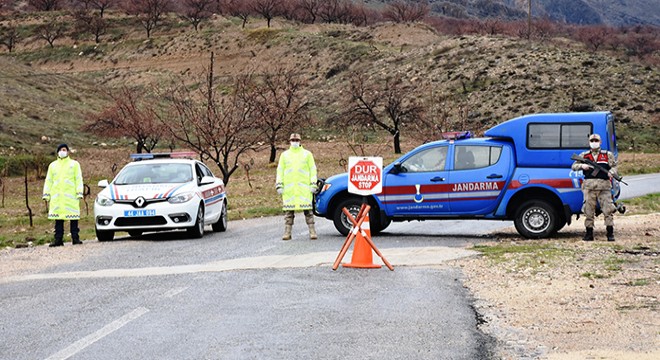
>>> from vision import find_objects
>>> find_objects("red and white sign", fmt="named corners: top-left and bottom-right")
top-left (347, 157), bottom-right (383, 196)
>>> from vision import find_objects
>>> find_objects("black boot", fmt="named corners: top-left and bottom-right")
top-left (72, 237), bottom-right (83, 245)
top-left (606, 226), bottom-right (615, 242)
top-left (582, 227), bottom-right (594, 241)
top-left (49, 237), bottom-right (64, 247)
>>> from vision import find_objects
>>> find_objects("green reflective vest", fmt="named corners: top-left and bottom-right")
top-left (276, 146), bottom-right (317, 211)
top-left (42, 157), bottom-right (84, 220)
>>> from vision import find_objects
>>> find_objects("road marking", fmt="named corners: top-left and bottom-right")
top-left (44, 307), bottom-right (149, 360)
top-left (2, 247), bottom-right (477, 284)
top-left (163, 286), bottom-right (188, 298)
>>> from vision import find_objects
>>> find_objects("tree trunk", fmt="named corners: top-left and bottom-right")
top-left (269, 143), bottom-right (277, 163)
top-left (393, 130), bottom-right (401, 154)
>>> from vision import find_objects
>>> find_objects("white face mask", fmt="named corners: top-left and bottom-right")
top-left (58, 150), bottom-right (68, 158)
top-left (589, 142), bottom-right (600, 150)
top-left (290, 141), bottom-right (300, 148)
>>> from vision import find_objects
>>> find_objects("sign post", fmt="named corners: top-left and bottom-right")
top-left (333, 157), bottom-right (392, 271)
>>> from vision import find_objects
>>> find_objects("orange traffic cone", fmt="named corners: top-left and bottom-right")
top-left (343, 212), bottom-right (381, 269)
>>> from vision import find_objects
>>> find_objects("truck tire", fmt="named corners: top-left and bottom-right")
top-left (332, 197), bottom-right (385, 236)
top-left (514, 200), bottom-right (557, 239)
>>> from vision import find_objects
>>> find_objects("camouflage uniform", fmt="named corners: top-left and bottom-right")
top-left (571, 134), bottom-right (618, 241)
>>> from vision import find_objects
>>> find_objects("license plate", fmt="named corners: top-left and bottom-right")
top-left (124, 210), bottom-right (156, 217)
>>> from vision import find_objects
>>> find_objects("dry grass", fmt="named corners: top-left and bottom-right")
top-left (1, 142), bottom-right (658, 248)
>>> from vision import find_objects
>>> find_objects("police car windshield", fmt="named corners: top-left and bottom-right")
top-left (114, 164), bottom-right (193, 185)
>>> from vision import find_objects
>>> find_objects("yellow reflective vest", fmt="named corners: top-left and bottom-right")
top-left (276, 146), bottom-right (317, 211)
top-left (42, 157), bottom-right (84, 220)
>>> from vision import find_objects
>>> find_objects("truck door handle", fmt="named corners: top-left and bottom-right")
top-left (430, 177), bottom-right (445, 182)
top-left (487, 174), bottom-right (503, 179)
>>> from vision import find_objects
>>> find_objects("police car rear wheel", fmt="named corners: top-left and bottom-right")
top-left (187, 205), bottom-right (205, 238)
top-left (514, 200), bottom-right (557, 239)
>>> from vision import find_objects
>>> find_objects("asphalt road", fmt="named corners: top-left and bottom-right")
top-left (1, 214), bottom-right (500, 360)
top-left (1, 174), bottom-right (656, 360)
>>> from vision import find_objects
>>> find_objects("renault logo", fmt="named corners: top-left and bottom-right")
top-left (135, 196), bottom-right (146, 208)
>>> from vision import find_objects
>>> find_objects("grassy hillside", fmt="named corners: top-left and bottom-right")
top-left (0, 12), bottom-right (658, 155)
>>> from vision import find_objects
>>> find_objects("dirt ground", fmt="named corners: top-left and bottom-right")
top-left (459, 213), bottom-right (660, 359)
top-left (1, 213), bottom-right (658, 359)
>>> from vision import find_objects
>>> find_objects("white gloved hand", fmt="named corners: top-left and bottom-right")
top-left (310, 185), bottom-right (318, 193)
top-left (581, 164), bottom-right (592, 171)
top-left (276, 187), bottom-right (283, 195)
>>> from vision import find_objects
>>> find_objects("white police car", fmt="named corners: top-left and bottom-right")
top-left (94, 152), bottom-right (227, 241)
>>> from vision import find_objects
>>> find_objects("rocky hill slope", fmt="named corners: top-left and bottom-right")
top-left (376, 0), bottom-right (660, 26)
top-left (0, 14), bottom-right (658, 154)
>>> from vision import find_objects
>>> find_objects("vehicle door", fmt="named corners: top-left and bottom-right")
top-left (195, 162), bottom-right (224, 220)
top-left (382, 145), bottom-right (451, 215)
top-left (448, 144), bottom-right (511, 214)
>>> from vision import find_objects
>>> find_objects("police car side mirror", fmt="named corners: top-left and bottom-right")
top-left (98, 179), bottom-right (109, 188)
top-left (199, 176), bottom-right (215, 185)
top-left (390, 163), bottom-right (402, 174)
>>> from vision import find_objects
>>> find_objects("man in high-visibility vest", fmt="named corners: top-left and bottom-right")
top-left (276, 133), bottom-right (318, 240)
top-left (42, 144), bottom-right (84, 247)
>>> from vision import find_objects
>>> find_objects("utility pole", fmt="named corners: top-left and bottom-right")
top-left (527, 0), bottom-right (532, 39)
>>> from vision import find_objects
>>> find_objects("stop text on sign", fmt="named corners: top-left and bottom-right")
top-left (347, 157), bottom-right (383, 196)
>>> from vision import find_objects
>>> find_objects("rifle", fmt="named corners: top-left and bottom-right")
top-left (571, 154), bottom-right (628, 185)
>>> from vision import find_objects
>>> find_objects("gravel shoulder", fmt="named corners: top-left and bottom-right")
top-left (458, 213), bottom-right (660, 359)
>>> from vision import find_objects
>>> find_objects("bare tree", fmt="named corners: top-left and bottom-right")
top-left (382, 0), bottom-right (428, 23)
top-left (296, 0), bottom-right (322, 24)
top-left (84, 87), bottom-right (164, 153)
top-left (123, 0), bottom-right (172, 38)
top-left (35, 19), bottom-right (67, 47)
top-left (575, 25), bottom-right (610, 52)
top-left (0, 24), bottom-right (20, 52)
top-left (73, 9), bottom-right (108, 43)
top-left (245, 68), bottom-right (310, 163)
top-left (91, 0), bottom-right (115, 17)
top-left (343, 73), bottom-right (424, 154)
top-left (223, 0), bottom-right (252, 28)
top-left (178, 0), bottom-right (214, 31)
top-left (28, 0), bottom-right (62, 11)
top-left (251, 0), bottom-right (281, 28)
top-left (162, 53), bottom-right (263, 184)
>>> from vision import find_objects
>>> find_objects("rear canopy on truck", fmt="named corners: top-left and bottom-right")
top-left (484, 112), bottom-right (615, 168)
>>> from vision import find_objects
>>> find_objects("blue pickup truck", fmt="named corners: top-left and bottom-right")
top-left (314, 112), bottom-right (622, 239)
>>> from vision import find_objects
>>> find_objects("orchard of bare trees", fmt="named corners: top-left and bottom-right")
top-left (2, 0), bottom-right (658, 183)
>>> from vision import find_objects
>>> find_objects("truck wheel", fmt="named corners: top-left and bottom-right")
top-left (514, 200), bottom-right (557, 239)
top-left (332, 198), bottom-right (384, 236)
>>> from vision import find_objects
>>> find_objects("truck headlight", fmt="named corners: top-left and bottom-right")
top-left (168, 192), bottom-right (194, 204)
top-left (96, 195), bottom-right (114, 206)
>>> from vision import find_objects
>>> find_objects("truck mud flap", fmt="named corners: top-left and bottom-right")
top-left (563, 204), bottom-right (572, 226)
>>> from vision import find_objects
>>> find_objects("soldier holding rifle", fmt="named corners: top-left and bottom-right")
top-left (571, 134), bottom-right (619, 241)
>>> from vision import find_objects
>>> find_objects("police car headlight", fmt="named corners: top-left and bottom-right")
top-left (168, 192), bottom-right (194, 204)
top-left (96, 195), bottom-right (114, 207)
